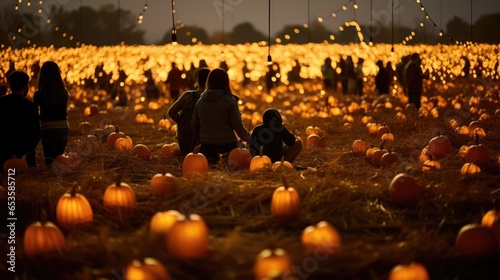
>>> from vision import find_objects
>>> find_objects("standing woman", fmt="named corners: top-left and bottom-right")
top-left (33, 61), bottom-right (69, 166)
top-left (191, 68), bottom-right (250, 164)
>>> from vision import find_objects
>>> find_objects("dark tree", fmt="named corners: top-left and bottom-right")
top-left (159, 25), bottom-right (210, 45)
top-left (231, 22), bottom-right (266, 44)
top-left (474, 13), bottom-right (500, 44)
top-left (446, 16), bottom-right (471, 43)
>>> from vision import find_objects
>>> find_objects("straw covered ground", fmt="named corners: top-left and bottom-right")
top-left (1, 76), bottom-right (500, 280)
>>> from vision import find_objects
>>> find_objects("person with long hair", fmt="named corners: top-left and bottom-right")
top-left (191, 68), bottom-right (250, 164)
top-left (33, 61), bottom-right (70, 166)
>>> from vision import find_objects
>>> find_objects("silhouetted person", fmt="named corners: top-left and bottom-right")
top-left (219, 61), bottom-right (229, 72)
top-left (396, 55), bottom-right (411, 95)
top-left (288, 59), bottom-right (302, 83)
top-left (168, 67), bottom-right (210, 156)
top-left (375, 60), bottom-right (390, 95)
top-left (0, 71), bottom-right (40, 169)
top-left (191, 68), bottom-right (250, 164)
top-left (473, 59), bottom-right (483, 79)
top-left (144, 69), bottom-right (160, 100)
top-left (339, 57), bottom-right (348, 94)
top-left (321, 57), bottom-right (335, 93)
top-left (386, 61), bottom-right (395, 88)
top-left (0, 85), bottom-right (7, 96)
top-left (185, 62), bottom-right (197, 89)
top-left (346, 56), bottom-right (356, 94)
top-left (242, 60), bottom-right (250, 87)
top-left (355, 58), bottom-right (364, 96)
top-left (33, 61), bottom-right (70, 166)
top-left (404, 53), bottom-right (426, 109)
top-left (265, 62), bottom-right (281, 94)
top-left (249, 108), bottom-right (302, 163)
top-left (166, 62), bottom-right (184, 102)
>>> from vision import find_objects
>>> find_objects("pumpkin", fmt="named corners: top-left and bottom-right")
top-left (125, 258), bottom-right (170, 280)
top-left (421, 160), bottom-right (441, 171)
top-left (301, 221), bottom-right (341, 254)
top-left (371, 149), bottom-right (388, 168)
top-left (23, 211), bottom-right (66, 258)
top-left (250, 146), bottom-right (272, 173)
top-left (352, 139), bottom-right (368, 154)
top-left (388, 263), bottom-right (430, 280)
top-left (160, 143), bottom-right (181, 157)
top-left (380, 149), bottom-right (400, 167)
top-left (167, 214), bottom-right (209, 259)
top-left (365, 146), bottom-right (380, 159)
top-left (427, 135), bottom-right (453, 159)
top-left (53, 153), bottom-right (78, 168)
top-left (388, 173), bottom-right (420, 205)
top-left (3, 155), bottom-right (28, 174)
top-left (376, 125), bottom-right (391, 138)
top-left (56, 185), bottom-right (93, 227)
top-left (228, 146), bottom-right (253, 171)
top-left (103, 178), bottom-right (137, 215)
top-left (79, 121), bottom-right (92, 133)
top-left (305, 133), bottom-right (326, 149)
top-left (272, 156), bottom-right (293, 171)
top-left (305, 125), bottom-right (322, 136)
top-left (158, 114), bottom-right (172, 129)
top-left (115, 136), bottom-right (133, 151)
top-left (103, 124), bottom-right (116, 136)
top-left (149, 173), bottom-right (178, 197)
top-left (271, 178), bottom-right (300, 218)
top-left (455, 224), bottom-right (498, 257)
top-left (83, 104), bottom-right (99, 116)
top-left (150, 210), bottom-right (180, 236)
top-left (465, 133), bottom-right (490, 166)
top-left (182, 145), bottom-right (209, 179)
top-left (253, 248), bottom-right (292, 280)
top-left (367, 123), bottom-right (379, 137)
top-left (482, 210), bottom-right (500, 227)
top-left (106, 126), bottom-right (125, 149)
top-left (131, 144), bottom-right (151, 160)
top-left (458, 145), bottom-right (469, 159)
top-left (135, 113), bottom-right (149, 123)
top-left (461, 162), bottom-right (481, 176)
top-left (468, 120), bottom-right (481, 135)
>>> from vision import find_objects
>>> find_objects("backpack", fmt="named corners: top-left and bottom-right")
top-left (176, 90), bottom-right (199, 142)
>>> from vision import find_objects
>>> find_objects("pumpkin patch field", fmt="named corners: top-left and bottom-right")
top-left (1, 44), bottom-right (500, 280)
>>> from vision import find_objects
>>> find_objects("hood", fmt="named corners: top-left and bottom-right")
top-left (263, 108), bottom-right (282, 124)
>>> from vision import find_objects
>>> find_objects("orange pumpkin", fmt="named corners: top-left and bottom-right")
top-left (131, 144), bottom-right (151, 160)
top-left (83, 104), bottom-right (99, 116)
top-left (381, 132), bottom-right (395, 144)
top-left (158, 114), bottom-right (172, 129)
top-left (352, 139), bottom-right (367, 154)
top-left (167, 214), bottom-right (209, 259)
top-left (228, 147), bottom-right (253, 171)
top-left (371, 148), bottom-right (388, 168)
top-left (272, 156), bottom-right (294, 171)
top-left (115, 136), bottom-right (133, 151)
top-left (253, 248), bottom-right (292, 280)
top-left (465, 134), bottom-right (490, 167)
top-left (103, 179), bottom-right (137, 215)
top-left (106, 126), bottom-right (125, 149)
top-left (182, 145), bottom-right (209, 179)
top-left (458, 145), bottom-right (469, 159)
top-left (271, 178), bottom-right (300, 218)
top-left (56, 185), bottom-right (93, 227)
top-left (388, 173), bottom-right (420, 205)
top-left (421, 160), bottom-right (441, 171)
top-left (388, 263), bottom-right (430, 280)
top-left (455, 224), bottom-right (498, 257)
top-left (461, 162), bottom-right (481, 176)
top-left (23, 211), bottom-right (66, 258)
top-left (79, 121), bottom-right (92, 133)
top-left (376, 125), bottom-right (391, 138)
top-left (305, 133), bottom-right (326, 149)
top-left (301, 221), bottom-right (341, 254)
top-left (482, 210), bottom-right (500, 227)
top-left (427, 135), bottom-right (453, 159)
top-left (3, 155), bottom-right (28, 174)
top-left (150, 210), bottom-right (180, 236)
top-left (125, 258), bottom-right (170, 280)
top-left (160, 143), bottom-right (181, 157)
top-left (250, 146), bottom-right (272, 173)
top-left (149, 173), bottom-right (178, 197)
top-left (53, 153), bottom-right (78, 168)
top-left (380, 150), bottom-right (400, 167)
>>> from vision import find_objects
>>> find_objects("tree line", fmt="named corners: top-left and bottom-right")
top-left (1, 4), bottom-right (499, 48)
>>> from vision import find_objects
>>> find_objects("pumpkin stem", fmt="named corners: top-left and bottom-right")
top-left (193, 145), bottom-right (201, 154)
top-left (259, 145), bottom-right (265, 157)
top-left (115, 125), bottom-right (119, 133)
top-left (70, 184), bottom-right (77, 197)
top-left (379, 139), bottom-right (387, 150)
top-left (40, 209), bottom-right (48, 225)
top-left (474, 131), bottom-right (480, 145)
top-left (280, 155), bottom-right (285, 164)
top-left (115, 176), bottom-right (122, 187)
top-left (281, 176), bottom-right (288, 189)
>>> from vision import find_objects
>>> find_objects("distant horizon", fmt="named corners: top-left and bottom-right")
top-left (2, 0), bottom-right (499, 44)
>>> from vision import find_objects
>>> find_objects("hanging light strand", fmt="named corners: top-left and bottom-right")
top-left (171, 0), bottom-right (177, 44)
top-left (137, 0), bottom-right (149, 24)
top-left (415, 0), bottom-right (456, 43)
top-left (267, 0), bottom-right (272, 64)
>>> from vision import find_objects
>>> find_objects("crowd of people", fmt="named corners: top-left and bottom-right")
top-left (0, 52), bottom-right (498, 173)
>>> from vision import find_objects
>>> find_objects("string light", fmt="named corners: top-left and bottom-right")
top-left (137, 0), bottom-right (148, 24)
top-left (267, 0), bottom-right (272, 65)
top-left (171, 0), bottom-right (177, 45)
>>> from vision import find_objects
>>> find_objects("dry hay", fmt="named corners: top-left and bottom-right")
top-left (1, 78), bottom-right (500, 280)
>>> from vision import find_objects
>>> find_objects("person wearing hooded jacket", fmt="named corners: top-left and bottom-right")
top-left (249, 108), bottom-right (302, 163)
top-left (191, 68), bottom-right (250, 164)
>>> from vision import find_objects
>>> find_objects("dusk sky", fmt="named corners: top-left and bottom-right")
top-left (4, 0), bottom-right (500, 43)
